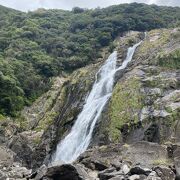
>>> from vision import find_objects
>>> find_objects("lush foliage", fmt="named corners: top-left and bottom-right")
top-left (158, 49), bottom-right (180, 69)
top-left (0, 3), bottom-right (180, 116)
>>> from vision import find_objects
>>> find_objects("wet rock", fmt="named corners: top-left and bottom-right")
top-left (130, 166), bottom-right (151, 176)
top-left (154, 166), bottom-right (175, 180)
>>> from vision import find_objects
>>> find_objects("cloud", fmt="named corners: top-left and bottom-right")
top-left (0, 0), bottom-right (179, 12)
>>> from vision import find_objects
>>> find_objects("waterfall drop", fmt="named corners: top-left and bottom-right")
top-left (53, 40), bottom-right (142, 164)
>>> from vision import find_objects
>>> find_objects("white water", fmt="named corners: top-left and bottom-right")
top-left (53, 40), bottom-right (142, 164)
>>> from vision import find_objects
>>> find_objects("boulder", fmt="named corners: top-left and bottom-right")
top-left (122, 141), bottom-right (168, 168)
top-left (130, 166), bottom-right (151, 176)
top-left (41, 164), bottom-right (90, 180)
top-left (154, 166), bottom-right (175, 180)
top-left (80, 157), bottom-right (109, 171)
top-left (121, 164), bottom-right (130, 175)
top-left (98, 170), bottom-right (123, 180)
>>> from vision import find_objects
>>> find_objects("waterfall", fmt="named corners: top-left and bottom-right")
top-left (53, 40), bottom-right (142, 164)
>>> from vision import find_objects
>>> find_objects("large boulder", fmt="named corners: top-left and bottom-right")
top-left (35, 164), bottom-right (90, 180)
top-left (122, 141), bottom-right (169, 168)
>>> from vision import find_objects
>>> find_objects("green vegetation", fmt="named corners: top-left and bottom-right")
top-left (0, 3), bottom-right (180, 116)
top-left (158, 49), bottom-right (180, 69)
top-left (109, 77), bottom-right (143, 142)
top-left (139, 29), bottom-right (170, 54)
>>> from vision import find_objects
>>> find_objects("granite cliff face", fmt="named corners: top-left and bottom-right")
top-left (0, 28), bottom-right (180, 179)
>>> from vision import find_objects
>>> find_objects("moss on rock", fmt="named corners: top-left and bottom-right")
top-left (109, 77), bottom-right (143, 142)
top-left (157, 49), bottom-right (180, 70)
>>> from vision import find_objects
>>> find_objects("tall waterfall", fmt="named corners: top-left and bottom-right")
top-left (53, 40), bottom-right (142, 164)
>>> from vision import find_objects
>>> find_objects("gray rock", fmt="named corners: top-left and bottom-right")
top-left (122, 141), bottom-right (168, 168)
top-left (98, 171), bottom-right (122, 180)
top-left (110, 159), bottom-right (122, 170)
top-left (0, 170), bottom-right (7, 179)
top-left (34, 164), bottom-right (47, 180)
top-left (146, 171), bottom-right (161, 180)
top-left (98, 169), bottom-right (123, 180)
top-left (109, 175), bottom-right (125, 180)
top-left (0, 146), bottom-right (14, 168)
top-left (121, 164), bottom-right (130, 175)
top-left (42, 164), bottom-right (90, 180)
top-left (174, 156), bottom-right (180, 179)
top-left (8, 135), bottom-right (33, 168)
top-left (80, 157), bottom-right (109, 171)
top-left (129, 174), bottom-right (140, 180)
top-left (154, 166), bottom-right (175, 180)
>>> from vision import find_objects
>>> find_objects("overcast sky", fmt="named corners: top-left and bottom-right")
top-left (0, 0), bottom-right (179, 12)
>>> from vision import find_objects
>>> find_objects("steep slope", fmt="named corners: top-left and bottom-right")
top-left (0, 28), bottom-right (180, 179)
top-left (106, 28), bottom-right (180, 144)
top-left (0, 3), bottom-right (180, 116)
top-left (30, 28), bottom-right (180, 180)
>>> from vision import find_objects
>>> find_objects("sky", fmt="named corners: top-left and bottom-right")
top-left (0, 0), bottom-right (179, 12)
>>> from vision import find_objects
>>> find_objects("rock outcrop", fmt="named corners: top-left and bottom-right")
top-left (95, 28), bottom-right (180, 146)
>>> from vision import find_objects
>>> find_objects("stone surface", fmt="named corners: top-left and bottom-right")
top-left (0, 146), bottom-right (14, 168)
top-left (121, 164), bottom-right (130, 175)
top-left (174, 156), bottom-right (180, 180)
top-left (129, 175), bottom-right (140, 180)
top-left (154, 166), bottom-right (175, 180)
top-left (37, 164), bottom-right (90, 180)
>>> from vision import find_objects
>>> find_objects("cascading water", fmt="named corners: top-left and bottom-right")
top-left (53, 40), bottom-right (142, 164)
